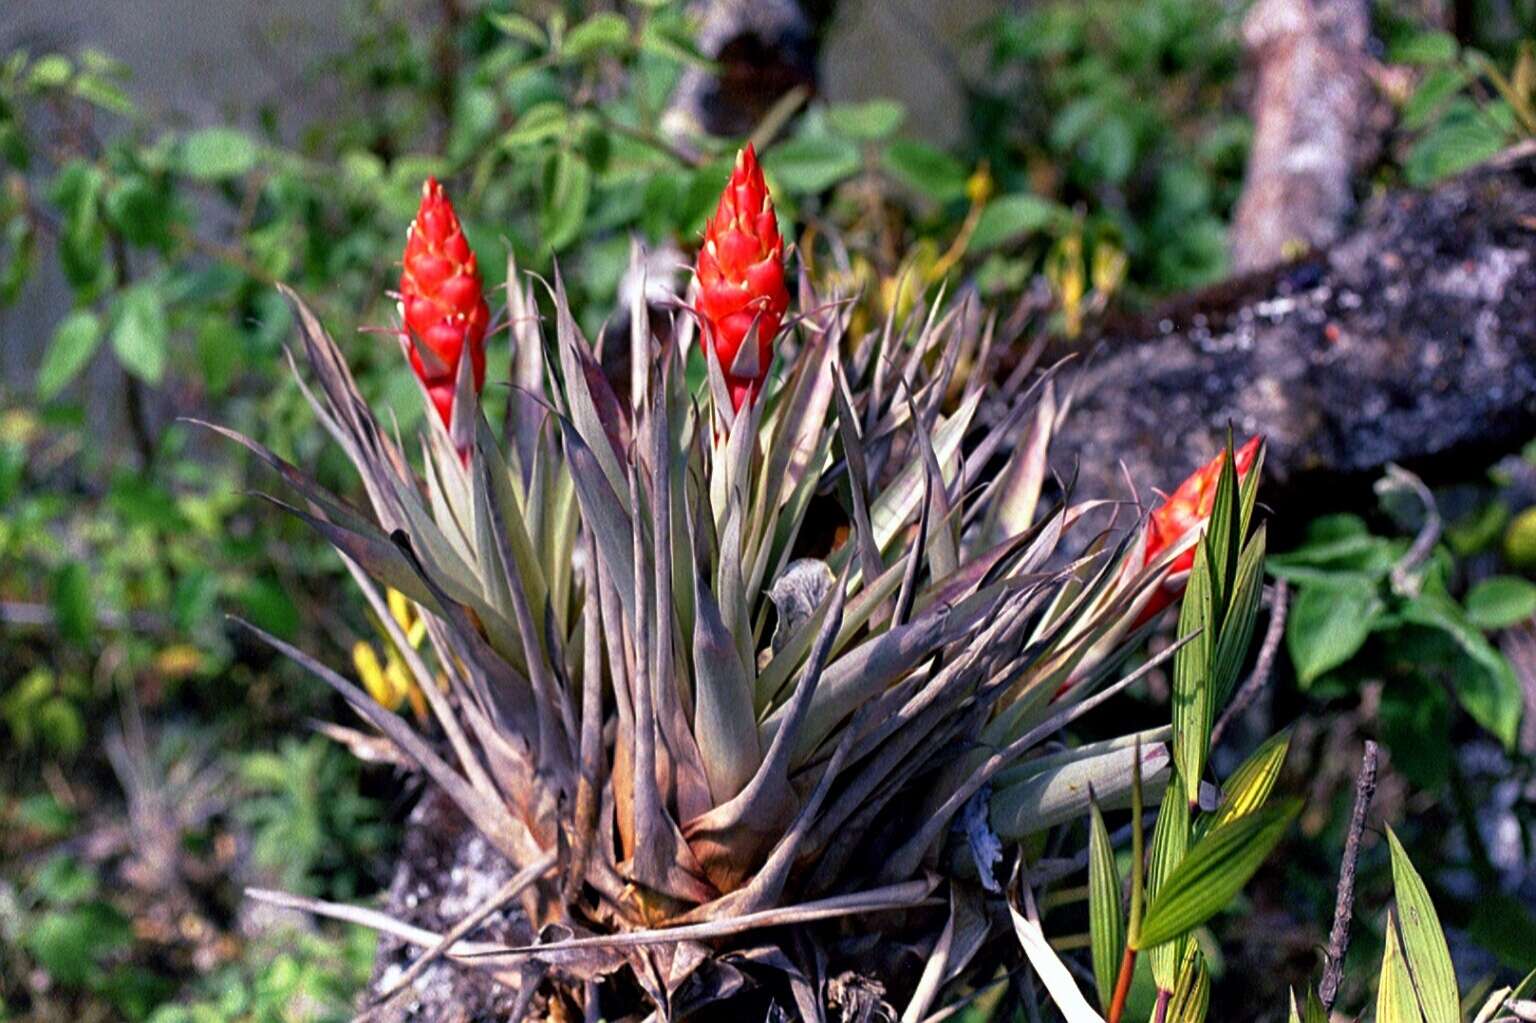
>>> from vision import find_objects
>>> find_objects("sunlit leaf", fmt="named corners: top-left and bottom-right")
top-left (1386, 827), bottom-right (1458, 1023)
top-left (1208, 730), bottom-right (1290, 830)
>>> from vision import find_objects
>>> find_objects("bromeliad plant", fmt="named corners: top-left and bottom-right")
top-left (211, 150), bottom-right (1284, 1019)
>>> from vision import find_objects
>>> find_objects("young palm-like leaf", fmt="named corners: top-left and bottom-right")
top-left (1134, 799), bottom-right (1300, 951)
top-left (1087, 794), bottom-right (1125, 1009)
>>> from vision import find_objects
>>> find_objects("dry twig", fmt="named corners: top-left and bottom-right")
top-left (1212, 580), bottom-right (1290, 747)
top-left (1319, 739), bottom-right (1379, 1011)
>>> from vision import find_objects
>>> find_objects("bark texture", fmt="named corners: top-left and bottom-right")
top-left (1228, 0), bottom-right (1372, 272)
top-left (1053, 142), bottom-right (1536, 530)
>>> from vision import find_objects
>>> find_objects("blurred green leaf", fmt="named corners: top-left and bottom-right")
top-left (503, 102), bottom-right (569, 148)
top-left (72, 73), bottom-right (133, 116)
top-left (238, 576), bottom-right (300, 642)
top-left (764, 136), bottom-right (861, 195)
top-left (970, 194), bottom-right (1067, 251)
top-left (489, 11), bottom-right (546, 46)
top-left (882, 140), bottom-right (968, 202)
top-left (31, 854), bottom-right (99, 904)
top-left (50, 561), bottom-right (93, 645)
top-left (1286, 581), bottom-right (1382, 686)
top-left (564, 13), bottom-right (630, 59)
top-left (111, 283), bottom-right (168, 384)
top-left (1464, 575), bottom-right (1536, 630)
top-left (50, 161), bottom-right (109, 295)
top-left (826, 99), bottom-right (906, 140)
top-left (1468, 893), bottom-right (1536, 972)
top-left (1405, 104), bottom-right (1508, 185)
top-left (540, 149), bottom-right (592, 251)
top-left (1402, 67), bottom-right (1470, 131)
top-left (1389, 30), bottom-right (1459, 65)
top-left (24, 903), bottom-right (133, 986)
top-left (29, 54), bottom-right (73, 89)
top-left (177, 127), bottom-right (258, 180)
top-left (1081, 115), bottom-right (1136, 184)
top-left (104, 174), bottom-right (173, 248)
top-left (1398, 589), bottom-right (1522, 747)
top-left (37, 309), bottom-right (103, 400)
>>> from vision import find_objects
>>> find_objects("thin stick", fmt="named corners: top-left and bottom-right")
top-left (1319, 740), bottom-right (1379, 1011)
top-left (1212, 580), bottom-right (1289, 747)
top-left (369, 851), bottom-right (557, 1006)
top-left (462, 877), bottom-right (938, 960)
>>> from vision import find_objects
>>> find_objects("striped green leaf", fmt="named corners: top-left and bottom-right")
top-left (1134, 799), bottom-right (1299, 950)
top-left (1087, 796), bottom-right (1125, 1009)
top-left (1167, 939), bottom-right (1210, 1023)
top-left (1205, 439), bottom-right (1242, 609)
top-left (1147, 768), bottom-right (1190, 989)
top-left (1172, 538), bottom-right (1216, 807)
top-left (1213, 525), bottom-right (1267, 706)
top-left (1208, 730), bottom-right (1291, 830)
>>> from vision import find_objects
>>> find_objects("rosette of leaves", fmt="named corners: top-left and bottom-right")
top-left (208, 242), bottom-right (1270, 1017)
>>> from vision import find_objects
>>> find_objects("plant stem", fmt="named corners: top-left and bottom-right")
top-left (1110, 737), bottom-right (1148, 1023)
top-left (1107, 946), bottom-right (1137, 1023)
top-left (1152, 987), bottom-right (1172, 1023)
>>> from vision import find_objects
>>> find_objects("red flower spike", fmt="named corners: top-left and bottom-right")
top-left (400, 177), bottom-right (489, 429)
top-left (1136, 435), bottom-right (1262, 624)
top-left (696, 144), bottom-right (789, 413)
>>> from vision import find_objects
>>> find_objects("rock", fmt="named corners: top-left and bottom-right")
top-left (363, 788), bottom-right (534, 1022)
top-left (1049, 142), bottom-right (1536, 536)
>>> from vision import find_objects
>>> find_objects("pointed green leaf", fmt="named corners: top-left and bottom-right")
top-left (1387, 827), bottom-right (1458, 1023)
top-left (1208, 730), bottom-right (1291, 830)
top-left (1172, 539), bottom-right (1215, 806)
top-left (37, 309), bottom-right (102, 400)
top-left (1087, 796), bottom-right (1125, 1009)
top-left (1213, 525), bottom-right (1267, 705)
top-left (1205, 440), bottom-right (1241, 608)
top-left (1147, 769), bottom-right (1190, 988)
top-left (1134, 799), bottom-right (1299, 950)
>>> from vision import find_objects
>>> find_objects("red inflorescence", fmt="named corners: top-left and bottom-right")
top-left (1137, 435), bottom-right (1263, 624)
top-left (696, 144), bottom-right (790, 413)
top-left (400, 177), bottom-right (489, 429)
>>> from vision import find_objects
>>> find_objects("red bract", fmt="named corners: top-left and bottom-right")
top-left (696, 144), bottom-right (789, 413)
top-left (400, 177), bottom-right (489, 429)
top-left (1136, 435), bottom-right (1262, 624)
